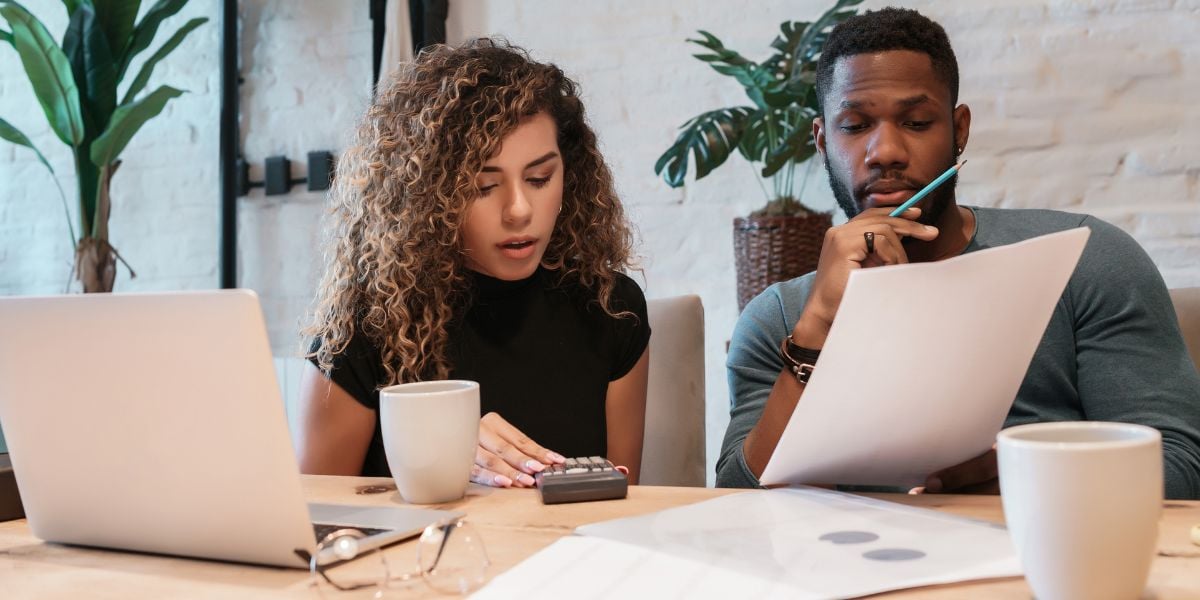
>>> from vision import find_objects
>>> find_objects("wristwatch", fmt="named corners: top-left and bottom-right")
top-left (780, 335), bottom-right (821, 384)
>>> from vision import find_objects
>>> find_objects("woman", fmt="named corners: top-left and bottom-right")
top-left (298, 39), bottom-right (649, 487)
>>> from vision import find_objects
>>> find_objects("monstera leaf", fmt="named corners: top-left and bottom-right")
top-left (792, 0), bottom-right (864, 75)
top-left (688, 31), bottom-right (775, 109)
top-left (655, 107), bottom-right (755, 188)
top-left (763, 113), bottom-right (819, 178)
top-left (654, 1), bottom-right (862, 209)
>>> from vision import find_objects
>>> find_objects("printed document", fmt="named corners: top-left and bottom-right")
top-left (761, 228), bottom-right (1089, 487)
top-left (473, 488), bottom-right (1020, 599)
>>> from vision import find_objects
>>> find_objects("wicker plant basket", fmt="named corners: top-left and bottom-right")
top-left (733, 213), bottom-right (833, 311)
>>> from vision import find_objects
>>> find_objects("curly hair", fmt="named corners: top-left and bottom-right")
top-left (815, 7), bottom-right (960, 116)
top-left (305, 38), bottom-right (636, 387)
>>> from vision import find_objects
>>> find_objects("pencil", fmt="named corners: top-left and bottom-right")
top-left (887, 160), bottom-right (968, 217)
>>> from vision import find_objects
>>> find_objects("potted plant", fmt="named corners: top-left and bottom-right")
top-left (0, 0), bottom-right (206, 292)
top-left (655, 0), bottom-right (862, 311)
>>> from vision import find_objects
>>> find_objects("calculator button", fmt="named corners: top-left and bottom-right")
top-left (564, 458), bottom-right (578, 468)
top-left (564, 467), bottom-right (588, 474)
top-left (589, 456), bottom-right (605, 464)
top-left (577, 457), bottom-right (593, 466)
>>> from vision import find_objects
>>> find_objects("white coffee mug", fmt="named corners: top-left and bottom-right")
top-left (379, 380), bottom-right (480, 504)
top-left (996, 421), bottom-right (1162, 600)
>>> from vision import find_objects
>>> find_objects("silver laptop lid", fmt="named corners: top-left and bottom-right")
top-left (0, 290), bottom-right (316, 567)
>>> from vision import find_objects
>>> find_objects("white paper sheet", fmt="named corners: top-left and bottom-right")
top-left (473, 488), bottom-right (1020, 600)
top-left (761, 228), bottom-right (1090, 488)
top-left (472, 536), bottom-right (814, 600)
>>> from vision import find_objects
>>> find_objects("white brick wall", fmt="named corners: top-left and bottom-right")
top-left (3, 1), bottom-right (1198, 481)
top-left (0, 0), bottom-right (369, 350)
top-left (234, 1), bottom-right (372, 354)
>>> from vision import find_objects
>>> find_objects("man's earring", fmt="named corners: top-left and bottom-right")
top-left (956, 146), bottom-right (964, 155)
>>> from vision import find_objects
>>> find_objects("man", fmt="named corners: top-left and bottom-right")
top-left (716, 7), bottom-right (1200, 499)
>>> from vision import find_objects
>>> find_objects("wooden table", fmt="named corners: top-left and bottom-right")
top-left (2, 476), bottom-right (1198, 598)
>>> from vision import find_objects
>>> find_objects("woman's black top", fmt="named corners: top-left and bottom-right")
top-left (312, 267), bottom-right (651, 476)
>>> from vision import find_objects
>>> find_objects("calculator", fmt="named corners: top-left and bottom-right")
top-left (535, 456), bottom-right (628, 504)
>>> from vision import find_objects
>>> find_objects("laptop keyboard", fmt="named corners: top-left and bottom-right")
top-left (313, 522), bottom-right (390, 542)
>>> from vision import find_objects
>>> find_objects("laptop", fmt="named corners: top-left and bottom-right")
top-left (0, 289), bottom-right (458, 568)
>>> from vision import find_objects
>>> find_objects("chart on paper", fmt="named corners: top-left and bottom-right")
top-left (473, 488), bottom-right (1021, 599)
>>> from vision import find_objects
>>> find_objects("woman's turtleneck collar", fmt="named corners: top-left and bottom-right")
top-left (468, 266), bottom-right (545, 301)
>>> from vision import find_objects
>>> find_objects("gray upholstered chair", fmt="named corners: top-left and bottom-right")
top-left (639, 295), bottom-right (707, 487)
top-left (1169, 287), bottom-right (1200, 372)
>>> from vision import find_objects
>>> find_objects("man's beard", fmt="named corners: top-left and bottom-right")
top-left (825, 155), bottom-right (957, 227)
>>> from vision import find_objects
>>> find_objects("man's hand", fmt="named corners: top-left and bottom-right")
top-left (921, 447), bottom-right (999, 494)
top-left (791, 207), bottom-right (940, 347)
top-left (470, 412), bottom-right (566, 488)
top-left (743, 207), bottom-right (941, 479)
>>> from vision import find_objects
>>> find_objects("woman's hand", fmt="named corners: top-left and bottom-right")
top-left (470, 412), bottom-right (566, 488)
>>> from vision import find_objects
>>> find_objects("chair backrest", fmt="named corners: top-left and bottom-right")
top-left (640, 295), bottom-right (706, 487)
top-left (1169, 287), bottom-right (1200, 372)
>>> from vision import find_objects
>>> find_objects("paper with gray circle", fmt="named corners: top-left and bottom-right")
top-left (566, 487), bottom-right (1019, 599)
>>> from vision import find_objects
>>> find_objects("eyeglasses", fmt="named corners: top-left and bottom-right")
top-left (306, 518), bottom-right (490, 596)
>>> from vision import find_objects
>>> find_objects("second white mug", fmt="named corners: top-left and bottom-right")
top-left (997, 421), bottom-right (1162, 600)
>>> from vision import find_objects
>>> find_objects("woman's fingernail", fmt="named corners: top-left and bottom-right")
top-left (925, 225), bottom-right (937, 231)
top-left (493, 474), bottom-right (513, 487)
top-left (518, 474), bottom-right (536, 486)
top-left (547, 452), bottom-right (566, 463)
top-left (524, 459), bottom-right (546, 472)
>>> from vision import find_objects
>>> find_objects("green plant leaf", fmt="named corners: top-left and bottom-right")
top-left (687, 30), bottom-right (774, 109)
top-left (0, 115), bottom-right (55, 173)
top-left (734, 109), bottom-right (771, 164)
top-left (121, 16), bottom-right (206, 104)
top-left (74, 146), bottom-right (99, 237)
top-left (752, 20), bottom-right (826, 109)
top-left (1, 0), bottom-right (39, 45)
top-left (736, 104), bottom-right (817, 173)
top-left (766, 21), bottom-right (807, 78)
top-left (762, 113), bottom-right (819, 178)
top-left (91, 0), bottom-right (140, 59)
top-left (1, 115), bottom-right (78, 244)
top-left (90, 84), bottom-right (182, 167)
top-left (63, 2), bottom-right (117, 134)
top-left (654, 107), bottom-right (754, 187)
top-left (118, 0), bottom-right (187, 82)
top-left (0, 2), bottom-right (85, 145)
top-left (794, 0), bottom-right (865, 72)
